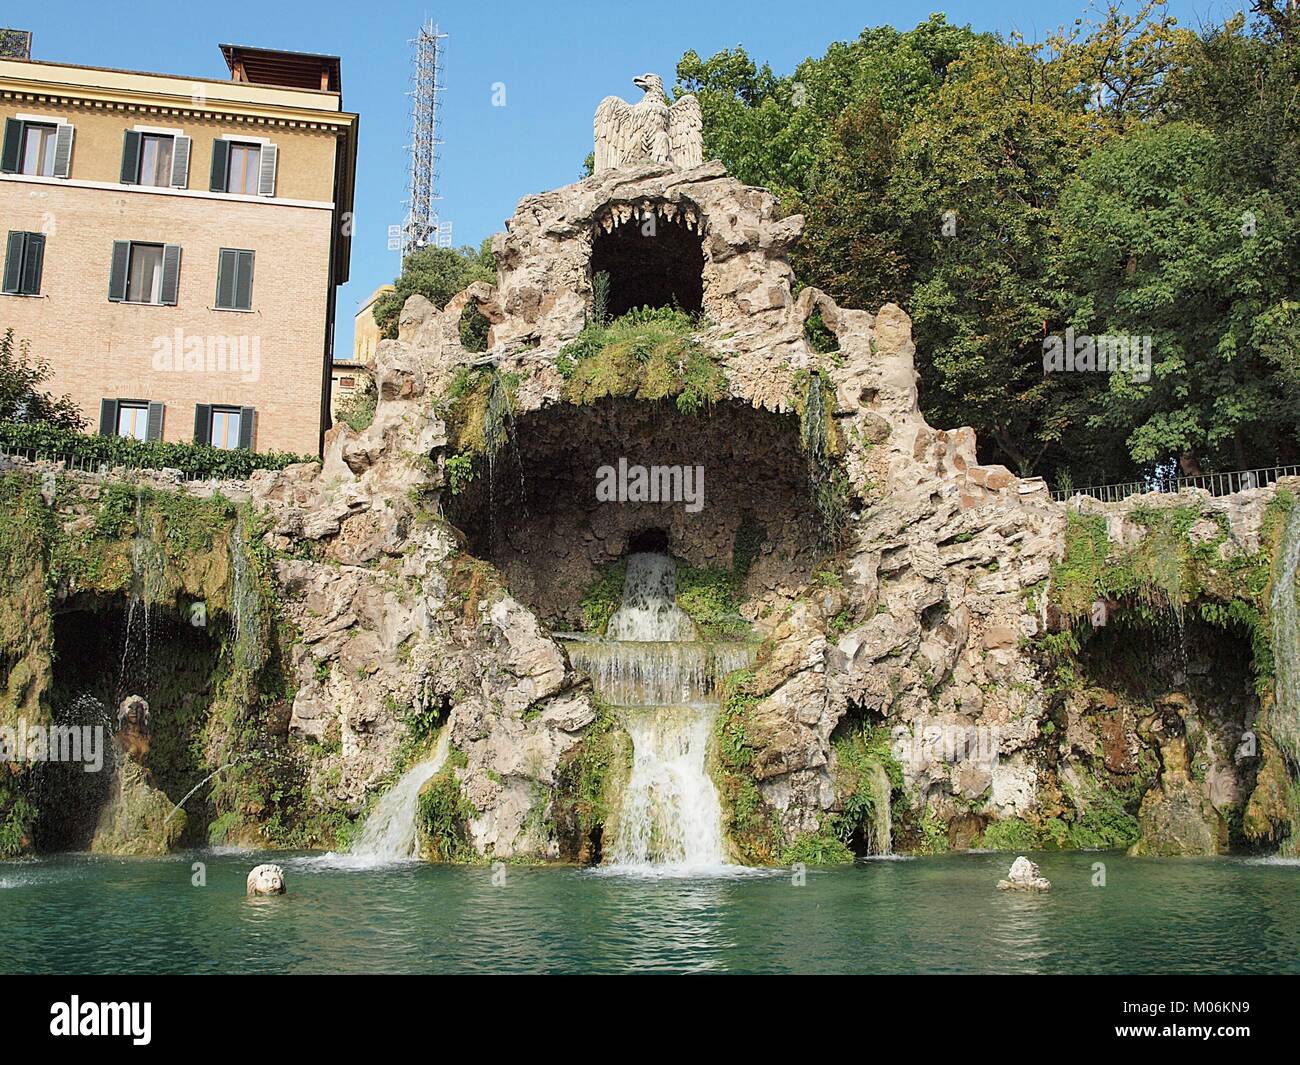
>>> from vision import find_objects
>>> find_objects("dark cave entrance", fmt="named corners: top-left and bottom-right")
top-left (34, 599), bottom-right (223, 850)
top-left (590, 211), bottom-right (705, 318)
top-left (442, 398), bottom-right (825, 628)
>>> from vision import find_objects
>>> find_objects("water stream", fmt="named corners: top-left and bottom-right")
top-left (1270, 505), bottom-right (1300, 792)
top-left (563, 551), bottom-right (754, 871)
top-left (344, 729), bottom-right (452, 866)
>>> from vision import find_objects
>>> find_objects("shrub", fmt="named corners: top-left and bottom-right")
top-left (0, 420), bottom-right (315, 479)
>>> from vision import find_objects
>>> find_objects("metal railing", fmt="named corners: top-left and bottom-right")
top-left (0, 443), bottom-right (216, 483)
top-left (1052, 465), bottom-right (1300, 503)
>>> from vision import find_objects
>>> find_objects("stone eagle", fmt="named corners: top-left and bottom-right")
top-left (593, 74), bottom-right (703, 173)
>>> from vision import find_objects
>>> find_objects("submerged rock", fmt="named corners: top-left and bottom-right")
top-left (998, 856), bottom-right (1051, 891)
top-left (246, 864), bottom-right (286, 896)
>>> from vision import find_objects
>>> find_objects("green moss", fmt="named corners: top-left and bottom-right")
top-left (579, 560), bottom-right (626, 635)
top-left (675, 562), bottom-right (751, 640)
top-left (711, 668), bottom-right (785, 864)
top-left (558, 308), bottom-right (727, 414)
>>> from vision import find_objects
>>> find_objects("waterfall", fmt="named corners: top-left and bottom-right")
top-left (347, 730), bottom-right (452, 865)
top-left (865, 760), bottom-right (892, 856)
top-left (1271, 506), bottom-right (1300, 768)
top-left (563, 551), bottom-right (754, 871)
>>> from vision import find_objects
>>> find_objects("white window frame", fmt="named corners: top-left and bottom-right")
top-left (116, 401), bottom-right (150, 441)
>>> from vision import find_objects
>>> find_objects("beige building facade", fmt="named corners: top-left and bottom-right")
top-left (0, 43), bottom-right (357, 454)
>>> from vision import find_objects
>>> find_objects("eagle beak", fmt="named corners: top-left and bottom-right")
top-left (633, 76), bottom-right (649, 89)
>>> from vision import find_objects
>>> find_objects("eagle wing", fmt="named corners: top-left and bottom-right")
top-left (594, 95), bottom-right (633, 173)
top-left (668, 93), bottom-right (703, 168)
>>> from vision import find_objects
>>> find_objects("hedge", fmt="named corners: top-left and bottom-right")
top-left (0, 420), bottom-right (316, 480)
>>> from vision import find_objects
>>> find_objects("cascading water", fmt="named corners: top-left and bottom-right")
top-left (1270, 506), bottom-right (1300, 772)
top-left (563, 551), bottom-right (754, 871)
top-left (345, 729), bottom-right (452, 865)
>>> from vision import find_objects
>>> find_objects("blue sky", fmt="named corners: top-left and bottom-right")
top-left (21, 0), bottom-right (1239, 351)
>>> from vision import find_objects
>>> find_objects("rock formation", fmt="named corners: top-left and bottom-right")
top-left (2, 151), bottom-right (1297, 865)
top-left (998, 856), bottom-right (1051, 891)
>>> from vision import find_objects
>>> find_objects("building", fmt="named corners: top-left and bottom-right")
top-left (0, 38), bottom-right (358, 455)
top-left (329, 283), bottom-right (389, 420)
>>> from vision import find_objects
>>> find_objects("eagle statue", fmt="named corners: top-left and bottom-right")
top-left (593, 73), bottom-right (703, 173)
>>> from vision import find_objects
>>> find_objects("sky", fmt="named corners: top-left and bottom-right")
top-left (19, 0), bottom-right (1241, 353)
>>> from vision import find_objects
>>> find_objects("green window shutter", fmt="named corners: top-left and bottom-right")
top-left (209, 139), bottom-right (230, 192)
top-left (215, 248), bottom-right (238, 308)
top-left (170, 135), bottom-right (190, 187)
top-left (257, 142), bottom-right (278, 196)
top-left (108, 241), bottom-right (131, 301)
top-left (235, 250), bottom-right (255, 309)
top-left (20, 232), bottom-right (43, 295)
top-left (193, 404), bottom-right (212, 445)
top-left (160, 244), bottom-right (182, 306)
top-left (98, 398), bottom-right (120, 437)
top-left (3, 231), bottom-right (23, 294)
top-left (120, 130), bottom-right (141, 184)
top-left (146, 402), bottom-right (165, 441)
top-left (52, 123), bottom-right (74, 178)
top-left (0, 118), bottom-right (21, 173)
top-left (238, 407), bottom-right (255, 449)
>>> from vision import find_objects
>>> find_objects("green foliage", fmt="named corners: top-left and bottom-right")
top-left (780, 824), bottom-right (854, 865)
top-left (0, 420), bottom-right (314, 479)
top-left (0, 329), bottom-right (84, 431)
top-left (712, 668), bottom-right (785, 863)
top-left (334, 377), bottom-right (376, 433)
top-left (675, 562), bottom-right (751, 639)
top-left (558, 307), bottom-right (727, 415)
top-left (675, 5), bottom-right (1300, 481)
top-left (444, 451), bottom-right (477, 495)
top-left (803, 311), bottom-right (838, 354)
top-left (442, 369), bottom-right (517, 460)
top-left (373, 239), bottom-right (497, 340)
top-left (417, 762), bottom-right (477, 863)
top-left (458, 303), bottom-right (491, 353)
top-left (578, 560), bottom-right (626, 635)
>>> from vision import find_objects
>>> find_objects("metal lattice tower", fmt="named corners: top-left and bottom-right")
top-left (402, 21), bottom-right (446, 259)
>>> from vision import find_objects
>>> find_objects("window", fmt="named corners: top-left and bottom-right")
top-left (116, 402), bottom-right (149, 441)
top-left (119, 130), bottom-right (189, 188)
top-left (211, 408), bottom-right (242, 449)
top-left (227, 143), bottom-right (261, 195)
top-left (194, 403), bottom-right (254, 450)
top-left (137, 134), bottom-right (174, 187)
top-left (1, 118), bottom-right (73, 178)
top-left (2, 231), bottom-right (45, 296)
top-left (98, 399), bottom-right (163, 441)
top-left (108, 241), bottom-right (181, 305)
top-left (215, 248), bottom-right (255, 310)
top-left (20, 123), bottom-right (57, 177)
top-left (210, 139), bottom-right (276, 196)
top-left (126, 244), bottom-right (164, 303)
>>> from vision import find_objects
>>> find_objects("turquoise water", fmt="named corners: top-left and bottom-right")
top-left (2, 850), bottom-right (1298, 974)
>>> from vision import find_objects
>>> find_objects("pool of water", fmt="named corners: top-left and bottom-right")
top-left (2, 850), bottom-right (1297, 974)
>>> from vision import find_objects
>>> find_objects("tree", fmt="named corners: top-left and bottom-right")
top-left (1058, 122), bottom-right (1299, 471)
top-left (0, 329), bottom-right (84, 431)
top-left (373, 239), bottom-right (497, 339)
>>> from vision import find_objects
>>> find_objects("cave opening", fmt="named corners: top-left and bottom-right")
top-left (590, 211), bottom-right (705, 318)
top-left (33, 599), bottom-right (223, 851)
top-left (442, 398), bottom-right (826, 628)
